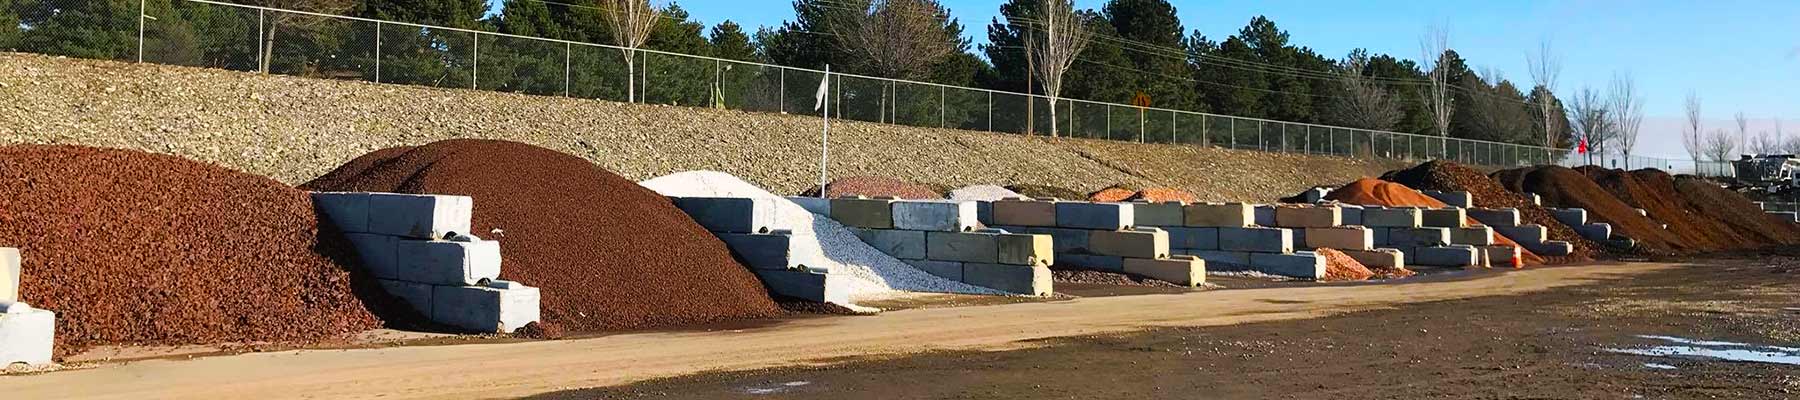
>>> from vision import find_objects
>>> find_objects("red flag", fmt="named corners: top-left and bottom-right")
top-left (1577, 136), bottom-right (1588, 154)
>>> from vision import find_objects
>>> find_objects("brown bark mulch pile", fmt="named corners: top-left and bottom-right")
top-left (1492, 166), bottom-right (1683, 254)
top-left (1380, 160), bottom-right (1596, 260)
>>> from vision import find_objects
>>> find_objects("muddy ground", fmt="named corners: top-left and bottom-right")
top-left (542, 256), bottom-right (1800, 399)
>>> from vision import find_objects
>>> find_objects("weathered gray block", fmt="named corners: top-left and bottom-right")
top-left (1089, 228), bottom-right (1170, 258)
top-left (1056, 254), bottom-right (1124, 271)
top-left (1056, 202), bottom-right (1133, 230)
top-left (1551, 208), bottom-right (1588, 226)
top-left (1574, 223), bottom-right (1612, 241)
top-left (1467, 208), bottom-right (1521, 227)
top-left (754, 270), bottom-right (852, 304)
top-left (1274, 206), bottom-right (1342, 228)
top-left (1420, 208), bottom-right (1467, 228)
top-left (1340, 249), bottom-right (1404, 269)
top-left (829, 197), bottom-right (896, 229)
top-left (892, 200), bottom-right (979, 232)
top-left (1218, 227), bottom-right (1293, 253)
top-left (1493, 224), bottom-right (1549, 244)
top-left (1183, 203), bottom-right (1254, 227)
top-left (1361, 207), bottom-right (1422, 228)
top-left (905, 260), bottom-right (963, 281)
top-left (378, 279), bottom-right (434, 316)
top-left (996, 233), bottom-right (1054, 266)
top-left (785, 196), bottom-right (831, 215)
top-left (926, 231), bottom-right (1000, 263)
top-left (962, 264), bottom-right (1053, 296)
top-left (1250, 251), bottom-right (1326, 279)
top-left (850, 228), bottom-right (927, 260)
top-left (672, 197), bottom-right (775, 234)
top-left (1303, 226), bottom-right (1373, 250)
top-left (993, 199), bottom-right (1057, 227)
top-left (1523, 240), bottom-right (1575, 256)
top-left (310, 192), bottom-right (371, 233)
top-left (1339, 204), bottom-right (1364, 226)
top-left (1448, 226), bottom-right (1495, 246)
top-left (720, 231), bottom-right (807, 270)
top-left (1423, 190), bottom-right (1474, 208)
top-left (0, 306), bottom-right (54, 366)
top-left (343, 233), bottom-right (401, 280)
top-left (1130, 201), bottom-right (1187, 227)
top-left (1164, 227), bottom-right (1219, 251)
top-left (1299, 187), bottom-right (1333, 203)
top-left (999, 226), bottom-right (1091, 254)
top-left (432, 280), bottom-right (541, 333)
top-left (396, 240), bottom-right (502, 286)
top-left (0, 247), bottom-right (17, 304)
top-left (976, 201), bottom-right (995, 226)
top-left (1386, 227), bottom-right (1451, 246)
top-left (1181, 250), bottom-right (1252, 269)
top-left (1410, 245), bottom-right (1480, 267)
top-left (1123, 256), bottom-right (1206, 287)
top-left (365, 193), bottom-right (474, 239)
top-left (1253, 205), bottom-right (1276, 226)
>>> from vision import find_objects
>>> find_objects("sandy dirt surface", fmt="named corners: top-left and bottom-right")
top-left (0, 262), bottom-right (1673, 399)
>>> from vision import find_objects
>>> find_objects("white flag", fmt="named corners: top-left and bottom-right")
top-left (813, 72), bottom-right (830, 112)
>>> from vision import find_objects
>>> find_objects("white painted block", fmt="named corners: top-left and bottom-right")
top-left (366, 193), bottom-right (473, 239)
top-left (891, 200), bottom-right (979, 232)
top-left (397, 240), bottom-right (502, 286)
top-left (431, 280), bottom-right (541, 333)
top-left (0, 305), bottom-right (54, 366)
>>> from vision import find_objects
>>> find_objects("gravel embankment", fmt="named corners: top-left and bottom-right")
top-left (1, 52), bottom-right (1407, 202)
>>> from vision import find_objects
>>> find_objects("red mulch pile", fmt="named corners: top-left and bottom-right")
top-left (1326, 178), bottom-right (1543, 266)
top-left (1087, 186), bottom-right (1137, 202)
top-left (1672, 175), bottom-right (1800, 247)
top-left (1576, 167), bottom-right (1745, 251)
top-left (0, 145), bottom-right (384, 356)
top-left (802, 176), bottom-right (942, 199)
top-left (1316, 248), bottom-right (1374, 281)
top-left (1381, 161), bottom-right (1597, 260)
top-left (303, 139), bottom-right (782, 331)
top-left (1128, 188), bottom-right (1200, 203)
top-left (1491, 166), bottom-right (1684, 254)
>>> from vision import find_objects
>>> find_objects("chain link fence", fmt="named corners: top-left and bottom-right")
top-left (14, 0), bottom-right (1584, 169)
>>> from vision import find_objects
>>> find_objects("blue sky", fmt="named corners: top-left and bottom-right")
top-left (498, 0), bottom-right (1800, 158)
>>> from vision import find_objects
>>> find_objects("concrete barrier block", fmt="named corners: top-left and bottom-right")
top-left (1493, 224), bottom-right (1549, 244)
top-left (1478, 245), bottom-right (1522, 267)
top-left (1253, 205), bottom-right (1276, 226)
top-left (431, 281), bottom-right (540, 333)
top-left (672, 197), bottom-right (775, 234)
top-left (1274, 206), bottom-right (1342, 228)
top-left (310, 192), bottom-right (371, 233)
top-left (1467, 208), bottom-right (1521, 227)
top-left (993, 199), bottom-right (1057, 227)
top-left (1420, 208), bottom-right (1467, 228)
top-left (0, 248), bottom-right (17, 304)
top-left (1423, 190), bottom-right (1474, 208)
top-left (1303, 226), bottom-right (1373, 250)
top-left (1250, 251), bottom-right (1326, 279)
top-left (1299, 187), bottom-right (1333, 203)
top-left (999, 226), bottom-right (1091, 254)
top-left (1183, 203), bottom-right (1254, 227)
top-left (1340, 248), bottom-right (1404, 269)
top-left (904, 260), bottom-right (963, 281)
top-left (396, 240), bottom-right (502, 286)
top-left (1056, 202), bottom-right (1133, 230)
top-left (344, 233), bottom-right (401, 280)
top-left (1339, 204), bottom-right (1364, 226)
top-left (1180, 250), bottom-right (1252, 270)
top-left (366, 193), bottom-right (473, 239)
top-left (1527, 193), bottom-right (1542, 206)
top-left (926, 231), bottom-right (1000, 263)
top-left (0, 306), bottom-right (55, 366)
top-left (720, 231), bottom-right (808, 270)
top-left (1551, 208), bottom-right (1588, 226)
top-left (754, 270), bottom-right (853, 304)
top-left (976, 201), bottom-right (995, 226)
top-left (1218, 227), bottom-right (1293, 253)
top-left (892, 200), bottom-right (979, 232)
top-left (1056, 254), bottom-right (1124, 271)
top-left (1449, 226), bottom-right (1495, 246)
top-left (850, 228), bottom-right (927, 260)
top-left (1523, 240), bottom-right (1575, 256)
top-left (962, 263), bottom-right (1052, 296)
top-left (1574, 223), bottom-right (1613, 241)
top-left (785, 196), bottom-right (831, 216)
top-left (1386, 227), bottom-right (1450, 246)
top-left (1089, 228), bottom-right (1170, 259)
top-left (1130, 201), bottom-right (1187, 227)
top-left (1164, 227), bottom-right (1219, 251)
top-left (1411, 245), bottom-right (1480, 267)
top-left (1123, 256), bottom-right (1206, 287)
top-left (1361, 207), bottom-right (1422, 228)
top-left (378, 279), bottom-right (434, 316)
top-left (996, 233), bottom-right (1054, 266)
top-left (828, 197), bottom-right (895, 229)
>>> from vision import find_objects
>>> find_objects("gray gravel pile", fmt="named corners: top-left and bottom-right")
top-left (0, 52), bottom-right (1407, 202)
top-left (949, 185), bottom-right (1027, 201)
top-left (640, 171), bottom-right (1003, 299)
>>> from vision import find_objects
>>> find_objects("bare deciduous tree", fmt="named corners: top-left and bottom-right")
top-left (1735, 111), bottom-right (1750, 153)
top-left (1019, 0), bottom-right (1091, 138)
top-left (1526, 39), bottom-right (1561, 155)
top-left (1751, 130), bottom-right (1782, 154)
top-left (255, 0), bottom-right (356, 74)
top-left (1569, 86), bottom-right (1612, 163)
top-left (1606, 73), bottom-right (1643, 168)
top-left (827, 0), bottom-right (960, 80)
top-left (1702, 128), bottom-right (1738, 162)
top-left (1419, 24), bottom-right (1453, 155)
top-left (599, 0), bottom-right (662, 103)
top-left (1681, 92), bottom-right (1703, 163)
top-left (1332, 50), bottom-right (1401, 131)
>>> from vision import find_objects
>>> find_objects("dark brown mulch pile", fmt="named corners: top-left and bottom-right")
top-left (801, 176), bottom-right (942, 199)
top-left (1672, 175), bottom-right (1800, 247)
top-left (1380, 160), bottom-right (1597, 259)
top-left (1051, 268), bottom-right (1181, 288)
top-left (303, 139), bottom-right (782, 332)
top-left (1492, 166), bottom-right (1683, 254)
top-left (1580, 167), bottom-right (1746, 251)
top-left (1005, 184), bottom-right (1085, 201)
top-left (0, 145), bottom-right (384, 356)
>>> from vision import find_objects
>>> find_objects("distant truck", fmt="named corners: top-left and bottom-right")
top-left (1730, 154), bottom-right (1800, 192)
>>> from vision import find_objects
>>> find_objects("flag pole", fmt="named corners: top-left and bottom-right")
top-left (817, 65), bottom-right (832, 198)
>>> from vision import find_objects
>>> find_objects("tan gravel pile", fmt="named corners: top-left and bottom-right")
top-left (3, 52), bottom-right (1410, 202)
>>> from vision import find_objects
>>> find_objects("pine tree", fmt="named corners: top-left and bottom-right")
top-left (1102, 0), bottom-right (1192, 111)
top-left (708, 20), bottom-right (755, 62)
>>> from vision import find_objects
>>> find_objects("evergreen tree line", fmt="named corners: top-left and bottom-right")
top-left (0, 0), bottom-right (1574, 150)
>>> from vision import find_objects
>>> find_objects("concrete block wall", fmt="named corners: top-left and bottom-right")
top-left (1421, 190), bottom-right (1474, 208)
top-left (0, 248), bottom-right (53, 367)
top-left (311, 192), bottom-right (540, 333)
top-left (986, 199), bottom-right (1206, 287)
top-left (1267, 204), bottom-right (1476, 268)
top-left (827, 197), bottom-right (1055, 295)
top-left (1150, 202), bottom-right (1316, 280)
top-left (665, 196), bottom-right (855, 303)
top-left (1550, 207), bottom-right (1620, 242)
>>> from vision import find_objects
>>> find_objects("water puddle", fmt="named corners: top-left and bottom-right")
top-left (1608, 335), bottom-right (1800, 366)
top-left (741, 380), bottom-right (812, 395)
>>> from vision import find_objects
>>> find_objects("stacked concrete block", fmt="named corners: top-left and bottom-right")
top-left (993, 198), bottom-right (1058, 227)
top-left (1361, 207), bottom-right (1423, 228)
top-left (1303, 227), bottom-right (1373, 250)
top-left (724, 230), bottom-right (818, 270)
top-left (1419, 208), bottom-right (1468, 228)
top-left (1128, 201), bottom-right (1187, 228)
top-left (1123, 256), bottom-right (1206, 287)
top-left (1171, 203), bottom-right (1329, 279)
top-left (1411, 245), bottom-right (1480, 267)
top-left (1339, 204), bottom-right (1365, 226)
top-left (1340, 248), bottom-right (1404, 270)
top-left (785, 196), bottom-right (832, 216)
top-left (1090, 228), bottom-right (1171, 259)
top-left (1487, 223), bottom-right (1575, 256)
top-left (1479, 245), bottom-right (1522, 267)
top-left (1467, 208), bottom-right (1521, 227)
top-left (1526, 193), bottom-right (1542, 206)
top-left (311, 192), bottom-right (539, 333)
top-left (671, 196), bottom-right (852, 302)
top-left (0, 248), bottom-right (53, 367)
top-left (1184, 203), bottom-right (1255, 227)
top-left (1550, 207), bottom-right (1617, 242)
top-left (1550, 208), bottom-right (1587, 226)
top-left (1273, 206), bottom-right (1342, 228)
top-left (1250, 251), bottom-right (1326, 278)
top-left (1447, 226), bottom-right (1495, 246)
top-left (826, 198), bottom-right (1055, 296)
top-left (754, 269), bottom-right (856, 305)
top-left (1219, 227), bottom-right (1294, 253)
top-left (1055, 201), bottom-right (1133, 230)
top-left (892, 200), bottom-right (978, 232)
top-left (829, 197), bottom-right (896, 229)
top-left (1297, 187), bottom-right (1333, 203)
top-left (1252, 205), bottom-right (1277, 227)
top-left (673, 197), bottom-right (775, 234)
top-left (1422, 190), bottom-right (1474, 208)
top-left (984, 199), bottom-right (1204, 286)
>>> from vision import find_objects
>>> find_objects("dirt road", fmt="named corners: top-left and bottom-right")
top-left (0, 263), bottom-right (1671, 399)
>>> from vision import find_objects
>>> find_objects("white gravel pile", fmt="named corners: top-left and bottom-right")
top-left (948, 184), bottom-right (1027, 201)
top-left (641, 171), bottom-right (1004, 300)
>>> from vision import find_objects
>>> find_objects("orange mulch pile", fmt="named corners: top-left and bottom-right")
top-left (1324, 178), bottom-right (1543, 267)
top-left (1316, 248), bottom-right (1374, 281)
top-left (1088, 186), bottom-right (1137, 202)
top-left (1128, 188), bottom-right (1200, 203)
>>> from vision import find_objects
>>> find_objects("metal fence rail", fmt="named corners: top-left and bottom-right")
top-left (32, 0), bottom-right (1585, 169)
